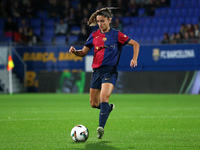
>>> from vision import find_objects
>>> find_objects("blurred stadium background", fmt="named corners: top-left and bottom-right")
top-left (0, 0), bottom-right (200, 94)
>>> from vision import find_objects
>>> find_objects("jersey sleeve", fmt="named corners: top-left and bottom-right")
top-left (118, 31), bottom-right (131, 45)
top-left (84, 33), bottom-right (94, 49)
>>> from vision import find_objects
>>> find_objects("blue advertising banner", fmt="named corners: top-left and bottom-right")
top-left (14, 44), bottom-right (200, 72)
top-left (117, 44), bottom-right (200, 71)
top-left (13, 44), bottom-right (200, 92)
top-left (15, 46), bottom-right (84, 72)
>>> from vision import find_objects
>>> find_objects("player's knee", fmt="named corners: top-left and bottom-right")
top-left (91, 104), bottom-right (97, 108)
top-left (90, 99), bottom-right (99, 108)
top-left (90, 103), bottom-right (98, 108)
top-left (100, 94), bottom-right (110, 102)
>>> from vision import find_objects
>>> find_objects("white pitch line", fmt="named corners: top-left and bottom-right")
top-left (0, 118), bottom-right (71, 122)
top-left (111, 116), bottom-right (200, 119)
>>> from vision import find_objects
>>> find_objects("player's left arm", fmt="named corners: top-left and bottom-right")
top-left (127, 39), bottom-right (140, 68)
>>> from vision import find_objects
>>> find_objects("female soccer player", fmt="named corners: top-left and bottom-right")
top-left (69, 7), bottom-right (140, 139)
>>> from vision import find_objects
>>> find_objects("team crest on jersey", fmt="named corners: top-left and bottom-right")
top-left (102, 37), bottom-right (107, 41)
top-left (124, 35), bottom-right (127, 37)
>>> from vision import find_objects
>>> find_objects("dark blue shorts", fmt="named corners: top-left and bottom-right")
top-left (90, 66), bottom-right (118, 89)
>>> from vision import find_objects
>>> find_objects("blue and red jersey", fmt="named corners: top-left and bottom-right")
top-left (85, 28), bottom-right (130, 68)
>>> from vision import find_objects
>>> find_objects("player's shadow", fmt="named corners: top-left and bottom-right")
top-left (60, 141), bottom-right (136, 150)
top-left (84, 141), bottom-right (136, 150)
top-left (84, 141), bottom-right (117, 150)
top-left (61, 141), bottom-right (117, 150)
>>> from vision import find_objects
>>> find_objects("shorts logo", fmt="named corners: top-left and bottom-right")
top-left (102, 37), bottom-right (107, 41)
top-left (105, 78), bottom-right (110, 80)
top-left (101, 113), bottom-right (107, 115)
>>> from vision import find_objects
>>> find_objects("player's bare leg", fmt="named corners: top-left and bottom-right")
top-left (100, 83), bottom-right (115, 111)
top-left (100, 83), bottom-right (114, 103)
top-left (90, 88), bottom-right (101, 109)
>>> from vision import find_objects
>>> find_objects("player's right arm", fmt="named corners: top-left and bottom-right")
top-left (69, 46), bottom-right (90, 57)
top-left (69, 31), bottom-right (93, 57)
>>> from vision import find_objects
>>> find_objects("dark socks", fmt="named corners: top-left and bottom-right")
top-left (99, 102), bottom-right (111, 128)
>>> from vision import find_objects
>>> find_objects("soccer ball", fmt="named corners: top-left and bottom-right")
top-left (70, 125), bottom-right (89, 142)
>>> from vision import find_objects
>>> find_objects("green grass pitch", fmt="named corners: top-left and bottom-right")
top-left (0, 94), bottom-right (200, 150)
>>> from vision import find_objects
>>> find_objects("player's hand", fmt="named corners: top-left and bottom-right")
top-left (69, 46), bottom-right (77, 54)
top-left (130, 59), bottom-right (137, 68)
